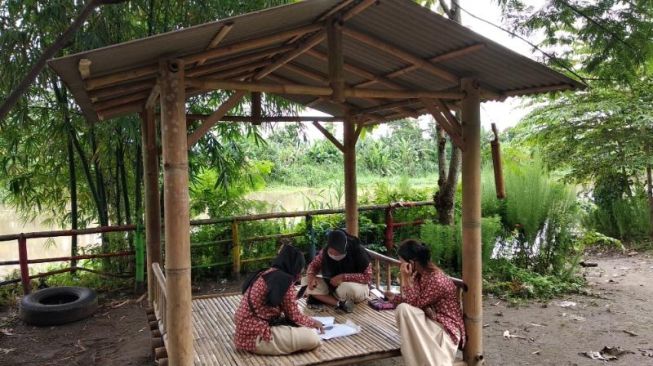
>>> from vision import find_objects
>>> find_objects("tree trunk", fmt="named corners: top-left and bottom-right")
top-left (432, 3), bottom-right (462, 226)
top-left (647, 164), bottom-right (653, 241)
top-left (66, 128), bottom-right (78, 271)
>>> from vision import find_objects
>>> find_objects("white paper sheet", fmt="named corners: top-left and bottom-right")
top-left (311, 316), bottom-right (335, 327)
top-left (313, 319), bottom-right (360, 340)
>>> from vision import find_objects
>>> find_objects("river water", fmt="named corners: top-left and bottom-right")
top-left (0, 205), bottom-right (97, 278)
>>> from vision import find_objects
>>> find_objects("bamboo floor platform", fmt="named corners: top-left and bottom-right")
top-left (190, 294), bottom-right (466, 366)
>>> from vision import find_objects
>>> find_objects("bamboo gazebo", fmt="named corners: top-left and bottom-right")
top-left (48, 0), bottom-right (582, 365)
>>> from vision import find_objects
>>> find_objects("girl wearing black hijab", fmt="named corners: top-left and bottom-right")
top-left (234, 244), bottom-right (323, 355)
top-left (304, 229), bottom-right (372, 313)
top-left (385, 239), bottom-right (465, 366)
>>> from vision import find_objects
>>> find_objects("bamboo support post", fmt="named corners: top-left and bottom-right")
top-left (375, 259), bottom-right (381, 290)
top-left (461, 78), bottom-right (483, 365)
top-left (490, 123), bottom-right (506, 199)
top-left (305, 215), bottom-right (316, 261)
top-left (159, 58), bottom-right (192, 365)
top-left (327, 18), bottom-right (345, 103)
top-left (231, 220), bottom-right (241, 277)
top-left (18, 234), bottom-right (30, 294)
top-left (253, 31), bottom-right (326, 80)
top-left (141, 108), bottom-right (162, 303)
top-left (384, 207), bottom-right (394, 250)
top-left (386, 264), bottom-right (392, 291)
top-left (343, 116), bottom-right (358, 235)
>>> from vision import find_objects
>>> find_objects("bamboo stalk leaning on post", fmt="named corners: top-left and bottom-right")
top-left (384, 239), bottom-right (465, 366)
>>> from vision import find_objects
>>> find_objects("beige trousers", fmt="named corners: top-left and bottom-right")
top-left (254, 326), bottom-right (321, 355)
top-left (395, 303), bottom-right (458, 366)
top-left (302, 277), bottom-right (369, 303)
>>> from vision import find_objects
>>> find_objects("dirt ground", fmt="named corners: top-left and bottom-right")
top-left (1, 252), bottom-right (652, 366)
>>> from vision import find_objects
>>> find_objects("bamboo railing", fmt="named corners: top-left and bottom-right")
top-left (151, 262), bottom-right (168, 361)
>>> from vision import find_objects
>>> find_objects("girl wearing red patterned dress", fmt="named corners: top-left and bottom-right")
top-left (234, 244), bottom-right (323, 355)
top-left (385, 239), bottom-right (465, 366)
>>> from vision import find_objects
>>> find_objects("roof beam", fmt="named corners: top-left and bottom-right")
top-left (187, 45), bottom-right (293, 78)
top-left (354, 100), bottom-right (421, 115)
top-left (363, 43), bottom-right (486, 85)
top-left (85, 23), bottom-right (322, 90)
top-left (186, 78), bottom-right (464, 99)
top-left (197, 22), bottom-right (234, 66)
top-left (312, 121), bottom-right (344, 152)
top-left (253, 31), bottom-right (326, 80)
top-left (342, 27), bottom-right (459, 84)
top-left (187, 91), bottom-right (247, 147)
top-left (185, 115), bottom-right (343, 122)
top-left (421, 98), bottom-right (464, 150)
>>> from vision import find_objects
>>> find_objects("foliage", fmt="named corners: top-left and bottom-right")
top-left (584, 194), bottom-right (652, 241)
top-left (484, 259), bottom-right (585, 299)
top-left (419, 216), bottom-right (503, 274)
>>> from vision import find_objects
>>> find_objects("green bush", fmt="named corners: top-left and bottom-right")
top-left (584, 194), bottom-right (651, 242)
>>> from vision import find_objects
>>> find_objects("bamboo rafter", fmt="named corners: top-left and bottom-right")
top-left (421, 98), bottom-right (464, 150)
top-left (196, 23), bottom-right (234, 66)
top-left (342, 27), bottom-right (459, 84)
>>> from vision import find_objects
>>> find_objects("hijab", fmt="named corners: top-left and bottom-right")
top-left (241, 244), bottom-right (305, 307)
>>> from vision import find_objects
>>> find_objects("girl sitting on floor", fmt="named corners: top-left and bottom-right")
top-left (385, 239), bottom-right (465, 366)
top-left (234, 244), bottom-right (323, 355)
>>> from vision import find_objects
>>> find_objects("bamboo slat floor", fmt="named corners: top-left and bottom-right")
top-left (190, 294), bottom-right (466, 366)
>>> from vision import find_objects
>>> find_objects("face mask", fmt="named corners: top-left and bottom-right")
top-left (328, 252), bottom-right (346, 261)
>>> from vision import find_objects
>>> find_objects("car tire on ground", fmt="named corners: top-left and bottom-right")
top-left (20, 286), bottom-right (98, 326)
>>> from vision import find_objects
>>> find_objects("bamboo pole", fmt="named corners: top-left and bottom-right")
top-left (421, 98), bottom-right (464, 150)
top-left (231, 220), bottom-right (241, 277)
top-left (145, 83), bottom-right (161, 110)
top-left (184, 114), bottom-right (343, 122)
top-left (346, 88), bottom-right (463, 100)
top-left (503, 84), bottom-right (574, 97)
top-left (93, 90), bottom-right (151, 111)
top-left (253, 31), bottom-right (326, 80)
top-left (251, 92), bottom-right (261, 125)
top-left (187, 91), bottom-right (246, 147)
top-left (85, 23), bottom-right (322, 90)
top-left (377, 43), bottom-right (486, 83)
top-left (186, 45), bottom-right (293, 78)
top-left (141, 107), bottom-right (162, 303)
top-left (312, 121), bottom-right (344, 152)
top-left (159, 58), bottom-right (192, 365)
top-left (490, 123), bottom-right (506, 199)
top-left (342, 28), bottom-right (458, 83)
top-left (186, 78), bottom-right (333, 96)
top-left (343, 116), bottom-right (358, 235)
top-left (89, 80), bottom-right (156, 101)
top-left (461, 78), bottom-right (483, 366)
top-left (197, 23), bottom-right (234, 66)
top-left (327, 18), bottom-right (345, 103)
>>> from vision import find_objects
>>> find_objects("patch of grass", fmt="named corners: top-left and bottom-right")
top-left (484, 259), bottom-right (585, 300)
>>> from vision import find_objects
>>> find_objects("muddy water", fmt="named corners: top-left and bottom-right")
top-left (0, 205), bottom-right (97, 278)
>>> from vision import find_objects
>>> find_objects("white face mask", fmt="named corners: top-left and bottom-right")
top-left (328, 252), bottom-right (346, 261)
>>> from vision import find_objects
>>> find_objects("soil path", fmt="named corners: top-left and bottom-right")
top-left (1, 252), bottom-right (651, 365)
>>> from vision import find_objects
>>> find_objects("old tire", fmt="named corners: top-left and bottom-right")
top-left (20, 286), bottom-right (98, 326)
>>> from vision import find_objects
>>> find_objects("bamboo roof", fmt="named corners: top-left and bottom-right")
top-left (48, 0), bottom-right (584, 123)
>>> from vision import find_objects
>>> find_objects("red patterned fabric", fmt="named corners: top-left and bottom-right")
top-left (307, 250), bottom-right (372, 284)
top-left (392, 269), bottom-right (466, 348)
top-left (234, 269), bottom-right (314, 351)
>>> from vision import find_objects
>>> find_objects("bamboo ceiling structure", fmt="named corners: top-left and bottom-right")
top-left (48, 1), bottom-right (583, 365)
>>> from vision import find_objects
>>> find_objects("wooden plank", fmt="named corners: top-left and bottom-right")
top-left (343, 28), bottom-right (458, 83)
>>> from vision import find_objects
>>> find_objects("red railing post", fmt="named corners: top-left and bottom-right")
top-left (18, 234), bottom-right (31, 294)
top-left (384, 207), bottom-right (394, 250)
